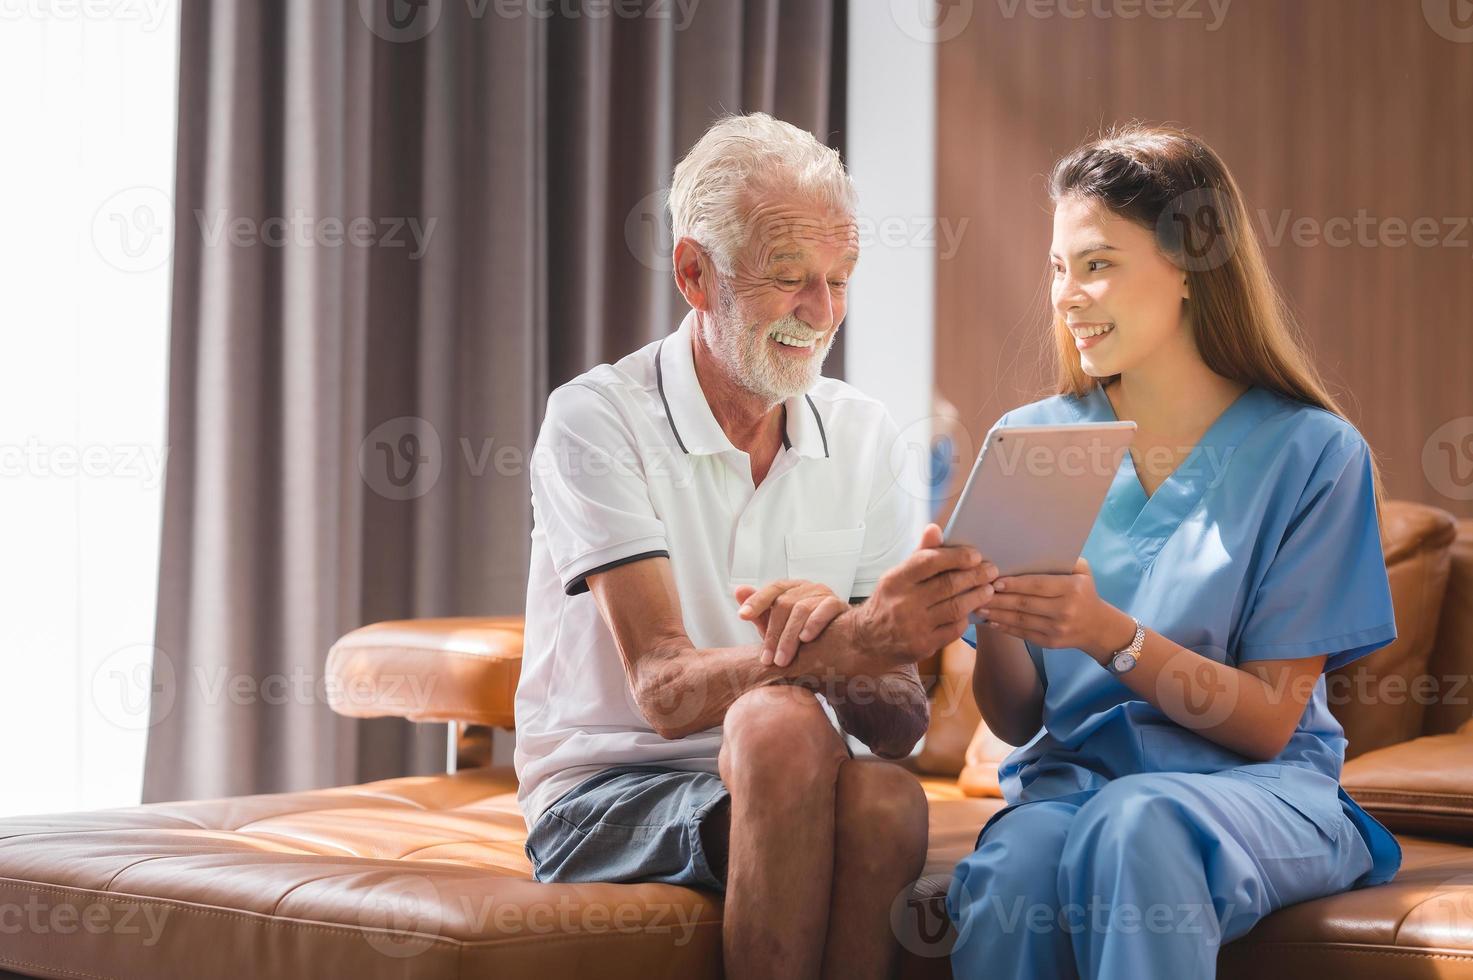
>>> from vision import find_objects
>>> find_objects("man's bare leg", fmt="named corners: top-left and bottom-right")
top-left (820, 759), bottom-right (930, 979)
top-left (717, 685), bottom-right (850, 979)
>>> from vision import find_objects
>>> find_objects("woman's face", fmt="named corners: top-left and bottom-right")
top-left (1049, 194), bottom-right (1191, 379)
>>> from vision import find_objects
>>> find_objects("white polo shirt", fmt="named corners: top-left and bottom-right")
top-left (513, 311), bottom-right (923, 827)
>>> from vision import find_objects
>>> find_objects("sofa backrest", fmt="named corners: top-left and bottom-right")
top-left (1423, 517), bottom-right (1473, 736)
top-left (1332, 501), bottom-right (1459, 757)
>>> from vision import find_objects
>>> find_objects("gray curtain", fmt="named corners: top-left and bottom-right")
top-left (143, 0), bottom-right (846, 803)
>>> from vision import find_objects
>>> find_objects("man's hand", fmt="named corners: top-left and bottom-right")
top-left (734, 580), bottom-right (850, 668)
top-left (851, 523), bottom-right (997, 669)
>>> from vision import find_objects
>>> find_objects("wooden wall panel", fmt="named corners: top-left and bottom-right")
top-left (936, 0), bottom-right (1473, 518)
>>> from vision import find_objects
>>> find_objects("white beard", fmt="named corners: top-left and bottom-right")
top-left (706, 288), bottom-right (834, 404)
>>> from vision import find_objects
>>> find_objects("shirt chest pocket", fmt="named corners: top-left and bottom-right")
top-left (785, 526), bottom-right (866, 601)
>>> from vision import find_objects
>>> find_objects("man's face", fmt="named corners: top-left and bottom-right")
top-left (704, 192), bottom-right (859, 403)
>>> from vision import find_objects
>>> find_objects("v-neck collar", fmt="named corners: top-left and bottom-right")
top-left (1086, 382), bottom-right (1274, 566)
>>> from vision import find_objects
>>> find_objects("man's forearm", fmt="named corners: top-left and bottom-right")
top-left (636, 609), bottom-right (930, 756)
top-left (634, 610), bottom-right (870, 739)
top-left (826, 664), bottom-right (930, 759)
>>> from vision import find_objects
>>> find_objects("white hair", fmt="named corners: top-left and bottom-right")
top-left (667, 112), bottom-right (857, 274)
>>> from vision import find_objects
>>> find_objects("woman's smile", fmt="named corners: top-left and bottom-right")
top-left (1069, 321), bottom-right (1116, 349)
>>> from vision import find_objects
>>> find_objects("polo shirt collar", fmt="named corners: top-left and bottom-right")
top-left (657, 311), bottom-right (830, 460)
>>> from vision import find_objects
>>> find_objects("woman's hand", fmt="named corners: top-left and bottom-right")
top-left (981, 558), bottom-right (1137, 660)
top-left (735, 580), bottom-right (850, 667)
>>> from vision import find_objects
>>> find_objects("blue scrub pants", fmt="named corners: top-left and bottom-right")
top-left (946, 770), bottom-right (1374, 979)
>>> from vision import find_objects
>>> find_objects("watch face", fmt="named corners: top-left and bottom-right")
top-left (1110, 652), bottom-right (1137, 675)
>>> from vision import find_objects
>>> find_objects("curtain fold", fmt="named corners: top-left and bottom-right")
top-left (144, 0), bottom-right (846, 803)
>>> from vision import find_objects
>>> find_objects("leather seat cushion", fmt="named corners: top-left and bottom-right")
top-left (3, 771), bottom-right (1473, 979)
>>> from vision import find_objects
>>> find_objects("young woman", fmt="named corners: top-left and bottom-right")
top-left (946, 126), bottom-right (1401, 978)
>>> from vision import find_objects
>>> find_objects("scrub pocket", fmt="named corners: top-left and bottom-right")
top-left (1225, 763), bottom-right (1345, 844)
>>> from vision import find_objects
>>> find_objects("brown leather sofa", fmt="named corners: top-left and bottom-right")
top-left (1, 500), bottom-right (1470, 979)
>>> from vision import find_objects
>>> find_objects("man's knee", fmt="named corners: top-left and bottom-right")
top-left (834, 760), bottom-right (929, 877)
top-left (718, 685), bottom-right (847, 788)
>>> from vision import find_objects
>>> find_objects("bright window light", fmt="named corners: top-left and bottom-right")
top-left (0, 0), bottom-right (180, 817)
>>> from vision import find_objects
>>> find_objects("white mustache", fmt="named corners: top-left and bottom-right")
top-left (765, 318), bottom-right (822, 341)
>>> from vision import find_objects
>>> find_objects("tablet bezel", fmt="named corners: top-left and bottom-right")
top-left (942, 420), bottom-right (1137, 577)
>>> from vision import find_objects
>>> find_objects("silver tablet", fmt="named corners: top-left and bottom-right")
top-left (943, 421), bottom-right (1137, 576)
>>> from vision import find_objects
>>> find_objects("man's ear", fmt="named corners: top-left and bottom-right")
top-left (674, 237), bottom-right (717, 312)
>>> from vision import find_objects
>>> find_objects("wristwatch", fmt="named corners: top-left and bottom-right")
top-left (1105, 617), bottom-right (1146, 675)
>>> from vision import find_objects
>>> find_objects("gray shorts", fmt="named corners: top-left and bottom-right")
top-left (524, 765), bottom-right (731, 892)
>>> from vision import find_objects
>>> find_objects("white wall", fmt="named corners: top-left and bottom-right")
top-left (0, 1), bottom-right (180, 816)
top-left (845, 0), bottom-right (939, 519)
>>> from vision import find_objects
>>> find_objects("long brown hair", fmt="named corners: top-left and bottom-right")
top-left (1046, 124), bottom-right (1384, 505)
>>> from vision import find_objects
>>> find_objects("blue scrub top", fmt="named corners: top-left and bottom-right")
top-left (967, 382), bottom-right (1401, 886)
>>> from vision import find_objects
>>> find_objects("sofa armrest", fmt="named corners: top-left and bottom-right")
top-left (325, 616), bottom-right (523, 728)
top-left (1341, 732), bottom-right (1473, 840)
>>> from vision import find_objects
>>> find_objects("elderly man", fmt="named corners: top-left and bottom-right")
top-left (514, 113), bottom-right (996, 979)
